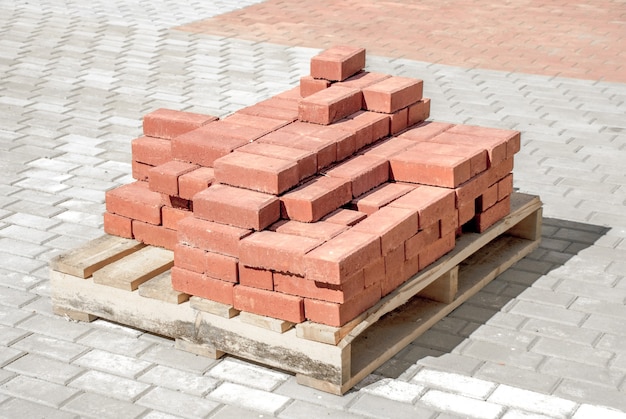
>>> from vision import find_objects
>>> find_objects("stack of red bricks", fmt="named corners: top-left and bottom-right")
top-left (104, 46), bottom-right (520, 328)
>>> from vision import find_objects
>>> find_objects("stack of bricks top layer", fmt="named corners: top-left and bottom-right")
top-left (103, 45), bottom-right (520, 328)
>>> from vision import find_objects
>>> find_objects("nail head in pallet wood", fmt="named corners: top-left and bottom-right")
top-left (50, 192), bottom-right (541, 395)
top-left (49, 235), bottom-right (145, 278)
top-left (92, 246), bottom-right (174, 291)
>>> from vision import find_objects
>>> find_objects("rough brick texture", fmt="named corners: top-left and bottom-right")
top-left (105, 181), bottom-right (162, 225)
top-left (234, 285), bottom-right (305, 323)
top-left (362, 76), bottom-right (424, 113)
top-left (310, 45), bottom-right (366, 82)
top-left (299, 85), bottom-right (363, 125)
top-left (143, 108), bottom-right (218, 140)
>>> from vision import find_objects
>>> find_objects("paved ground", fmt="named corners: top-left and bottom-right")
top-left (1, 0), bottom-right (625, 418)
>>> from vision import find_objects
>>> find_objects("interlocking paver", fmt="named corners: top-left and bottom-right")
top-left (4, 353), bottom-right (83, 385)
top-left (137, 386), bottom-right (221, 418)
top-left (69, 370), bottom-right (151, 402)
top-left (62, 392), bottom-right (148, 419)
top-left (208, 358), bottom-right (289, 391)
top-left (210, 382), bottom-right (290, 415)
top-left (1, 0), bottom-right (626, 416)
top-left (0, 375), bottom-right (80, 408)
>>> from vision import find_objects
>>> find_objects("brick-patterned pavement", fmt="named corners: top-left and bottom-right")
top-left (177, 0), bottom-right (626, 83)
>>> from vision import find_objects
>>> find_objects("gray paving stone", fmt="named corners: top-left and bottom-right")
top-left (460, 340), bottom-right (545, 371)
top-left (0, 285), bottom-right (37, 308)
top-left (138, 365), bottom-right (219, 396)
top-left (0, 304), bottom-right (33, 327)
top-left (211, 404), bottom-right (278, 419)
top-left (540, 358), bottom-right (624, 387)
top-left (16, 313), bottom-right (92, 341)
top-left (0, 324), bottom-right (29, 346)
top-left (350, 393), bottom-right (437, 419)
top-left (414, 353), bottom-right (484, 376)
top-left (77, 328), bottom-right (153, 358)
top-left (555, 379), bottom-right (626, 414)
top-left (420, 390), bottom-right (504, 419)
top-left (361, 378), bottom-right (425, 403)
top-left (73, 348), bottom-right (153, 378)
top-left (274, 376), bottom-right (358, 410)
top-left (62, 392), bottom-right (148, 419)
top-left (507, 300), bottom-right (587, 326)
top-left (572, 405), bottom-right (626, 419)
top-left (0, 398), bottom-right (78, 419)
top-left (69, 370), bottom-right (151, 402)
top-left (278, 400), bottom-right (366, 419)
top-left (136, 386), bottom-right (221, 418)
top-left (0, 375), bottom-right (80, 408)
top-left (209, 382), bottom-right (290, 415)
top-left (411, 369), bottom-right (495, 400)
top-left (208, 357), bottom-right (289, 391)
top-left (4, 353), bottom-right (84, 385)
top-left (488, 385), bottom-right (577, 418)
top-left (474, 362), bottom-right (559, 394)
top-left (521, 318), bottom-right (601, 346)
top-left (140, 345), bottom-right (216, 373)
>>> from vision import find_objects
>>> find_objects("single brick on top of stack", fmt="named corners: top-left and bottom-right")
top-left (102, 45), bottom-right (520, 328)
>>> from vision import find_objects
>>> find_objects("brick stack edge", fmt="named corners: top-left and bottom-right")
top-left (104, 46), bottom-right (521, 327)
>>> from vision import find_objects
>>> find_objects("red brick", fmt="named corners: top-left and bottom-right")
top-left (361, 137), bottom-right (413, 159)
top-left (178, 167), bottom-right (215, 200)
top-left (171, 266), bottom-right (234, 305)
top-left (131, 136), bottom-right (171, 166)
top-left (419, 231), bottom-right (456, 270)
top-left (160, 194), bottom-right (191, 210)
top-left (214, 151), bottom-right (299, 195)
top-left (105, 181), bottom-right (162, 225)
top-left (310, 45), bottom-right (366, 82)
top-left (304, 282), bottom-right (381, 327)
top-left (300, 75), bottom-right (331, 97)
top-left (404, 222), bottom-right (440, 260)
top-left (389, 147), bottom-right (472, 188)
top-left (498, 173), bottom-right (514, 200)
top-left (299, 85), bottom-right (363, 125)
top-left (436, 130), bottom-right (507, 167)
top-left (234, 285), bottom-right (305, 323)
top-left (404, 253), bottom-right (420, 282)
top-left (321, 208), bottom-right (368, 226)
top-left (224, 112), bottom-right (290, 135)
top-left (162, 206), bottom-right (192, 230)
top-left (239, 230), bottom-right (322, 276)
top-left (270, 219), bottom-right (346, 241)
top-left (324, 154), bottom-right (389, 198)
top-left (404, 141), bottom-right (488, 178)
top-left (304, 230), bottom-right (381, 285)
top-left (239, 266), bottom-right (273, 290)
top-left (475, 195), bottom-right (511, 233)
top-left (332, 111), bottom-right (390, 150)
top-left (148, 160), bottom-right (198, 196)
top-left (407, 98), bottom-right (431, 126)
top-left (274, 270), bottom-right (364, 304)
top-left (193, 184), bottom-right (280, 231)
top-left (352, 206), bottom-right (418, 255)
top-left (389, 185), bottom-right (456, 229)
top-left (440, 211), bottom-right (459, 238)
top-left (177, 216), bottom-right (252, 257)
top-left (143, 108), bottom-right (218, 140)
top-left (205, 251), bottom-right (239, 283)
top-left (171, 121), bottom-right (263, 167)
top-left (448, 124), bottom-right (521, 159)
top-left (132, 160), bottom-right (152, 182)
top-left (457, 199), bottom-right (477, 227)
top-left (477, 183), bottom-right (499, 212)
top-left (132, 220), bottom-right (177, 250)
top-left (362, 76), bottom-right (423, 113)
top-left (103, 212), bottom-right (133, 239)
top-left (304, 125), bottom-right (356, 163)
top-left (237, 102), bottom-right (299, 123)
top-left (337, 71), bottom-right (391, 91)
top-left (398, 121), bottom-right (454, 142)
top-left (351, 182), bottom-right (415, 215)
top-left (238, 142), bottom-right (317, 181)
top-left (280, 176), bottom-right (352, 222)
top-left (363, 257), bottom-right (385, 288)
top-left (389, 107), bottom-right (409, 135)
top-left (382, 243), bottom-right (406, 296)
top-left (259, 129), bottom-right (337, 170)
top-left (174, 243), bottom-right (206, 274)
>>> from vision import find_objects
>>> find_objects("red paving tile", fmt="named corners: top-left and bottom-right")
top-left (176, 0), bottom-right (626, 83)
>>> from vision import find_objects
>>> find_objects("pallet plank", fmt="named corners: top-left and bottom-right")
top-left (92, 246), bottom-right (174, 291)
top-left (418, 266), bottom-right (459, 303)
top-left (138, 271), bottom-right (189, 304)
top-left (49, 235), bottom-right (145, 278)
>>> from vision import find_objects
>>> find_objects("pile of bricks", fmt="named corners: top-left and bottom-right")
top-left (104, 46), bottom-right (520, 328)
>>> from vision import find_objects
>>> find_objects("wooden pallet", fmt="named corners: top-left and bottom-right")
top-left (50, 192), bottom-right (542, 395)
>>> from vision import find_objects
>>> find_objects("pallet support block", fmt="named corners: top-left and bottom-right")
top-left (50, 192), bottom-right (541, 395)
